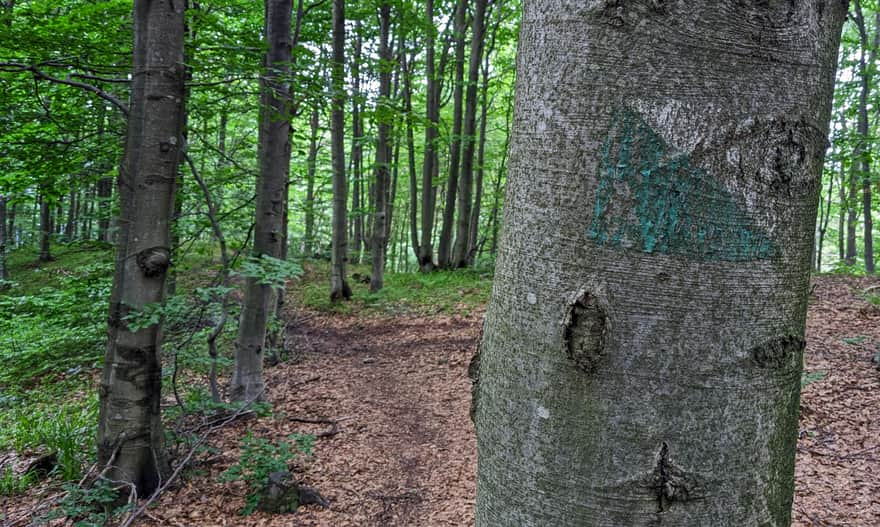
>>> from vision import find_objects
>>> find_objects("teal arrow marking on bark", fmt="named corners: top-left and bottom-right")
top-left (587, 109), bottom-right (775, 262)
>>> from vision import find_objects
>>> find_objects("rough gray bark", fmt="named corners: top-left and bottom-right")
top-left (231, 0), bottom-right (292, 401)
top-left (474, 2), bottom-right (846, 526)
top-left (97, 0), bottom-right (184, 495)
top-left (370, 1), bottom-right (393, 292)
top-left (418, 0), bottom-right (439, 272)
top-left (438, 0), bottom-right (468, 268)
top-left (330, 0), bottom-right (351, 300)
top-left (452, 0), bottom-right (487, 268)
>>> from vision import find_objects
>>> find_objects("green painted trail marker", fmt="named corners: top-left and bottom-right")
top-left (588, 109), bottom-right (775, 262)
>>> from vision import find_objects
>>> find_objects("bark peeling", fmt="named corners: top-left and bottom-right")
top-left (562, 289), bottom-right (608, 374)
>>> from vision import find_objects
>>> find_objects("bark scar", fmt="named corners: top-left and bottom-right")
top-left (750, 335), bottom-right (805, 370)
top-left (562, 289), bottom-right (608, 374)
top-left (645, 442), bottom-right (700, 512)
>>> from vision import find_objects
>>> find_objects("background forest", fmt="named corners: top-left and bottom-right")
top-left (0, 0), bottom-right (878, 526)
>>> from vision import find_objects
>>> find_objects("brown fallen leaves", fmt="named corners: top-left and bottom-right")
top-left (2, 276), bottom-right (878, 526)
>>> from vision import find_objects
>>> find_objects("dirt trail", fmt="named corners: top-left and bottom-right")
top-left (3, 277), bottom-right (878, 526)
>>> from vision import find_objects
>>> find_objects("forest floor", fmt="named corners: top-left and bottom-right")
top-left (2, 264), bottom-right (880, 526)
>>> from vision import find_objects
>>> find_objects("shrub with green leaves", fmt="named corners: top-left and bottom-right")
top-left (42, 479), bottom-right (133, 527)
top-left (221, 433), bottom-right (314, 515)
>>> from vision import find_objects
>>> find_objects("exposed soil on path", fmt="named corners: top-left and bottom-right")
top-left (3, 276), bottom-right (879, 526)
top-left (134, 310), bottom-right (482, 527)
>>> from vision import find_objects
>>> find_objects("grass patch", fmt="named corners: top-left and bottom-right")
top-left (1, 242), bottom-right (113, 390)
top-left (801, 370), bottom-right (827, 388)
top-left (295, 260), bottom-right (492, 316)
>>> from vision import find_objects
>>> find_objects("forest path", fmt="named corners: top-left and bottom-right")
top-left (794, 276), bottom-right (880, 527)
top-left (135, 309), bottom-right (481, 526)
top-left (7, 278), bottom-right (876, 526)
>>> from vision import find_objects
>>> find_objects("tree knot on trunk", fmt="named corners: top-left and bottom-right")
top-left (644, 442), bottom-right (699, 512)
top-left (562, 289), bottom-right (608, 374)
top-left (750, 335), bottom-right (805, 370)
top-left (136, 246), bottom-right (171, 277)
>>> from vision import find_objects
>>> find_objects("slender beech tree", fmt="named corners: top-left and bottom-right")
top-left (330, 0), bottom-right (352, 299)
top-left (437, 0), bottom-right (468, 268)
top-left (38, 192), bottom-right (51, 262)
top-left (351, 22), bottom-right (365, 259)
top-left (0, 194), bottom-right (7, 283)
top-left (97, 0), bottom-right (185, 495)
top-left (304, 105), bottom-right (320, 255)
top-left (468, 4), bottom-right (500, 263)
top-left (231, 0), bottom-right (292, 401)
top-left (402, 47), bottom-right (420, 261)
top-left (418, 0), bottom-right (438, 272)
top-left (370, 0), bottom-right (393, 292)
top-left (853, 0), bottom-right (878, 274)
top-left (473, 2), bottom-right (846, 525)
top-left (452, 0), bottom-right (487, 268)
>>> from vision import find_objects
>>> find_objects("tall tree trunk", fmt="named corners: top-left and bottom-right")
top-left (304, 106), bottom-right (320, 256)
top-left (370, 1), bottom-right (393, 292)
top-left (468, 10), bottom-right (498, 264)
top-left (38, 192), bottom-right (51, 262)
top-left (0, 194), bottom-right (8, 283)
top-left (402, 49), bottom-right (420, 261)
top-left (473, 3), bottom-right (846, 526)
top-left (817, 159), bottom-right (837, 272)
top-left (489, 94), bottom-right (512, 256)
top-left (231, 0), bottom-right (292, 401)
top-left (846, 159), bottom-right (859, 265)
top-left (854, 1), bottom-right (878, 274)
top-left (438, 0), bottom-right (468, 268)
top-left (330, 0), bottom-right (351, 299)
top-left (452, 0), bottom-right (487, 268)
top-left (6, 200), bottom-right (14, 249)
top-left (418, 0), bottom-right (438, 272)
top-left (97, 0), bottom-right (184, 496)
top-left (6, 201), bottom-right (13, 249)
top-left (838, 120), bottom-right (847, 263)
top-left (64, 189), bottom-right (76, 241)
top-left (351, 23), bottom-right (364, 261)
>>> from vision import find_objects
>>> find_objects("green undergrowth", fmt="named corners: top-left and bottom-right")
top-left (1, 241), bottom-right (113, 389)
top-left (295, 260), bottom-right (493, 316)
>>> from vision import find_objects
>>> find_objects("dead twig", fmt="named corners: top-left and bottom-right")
top-left (289, 416), bottom-right (351, 439)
